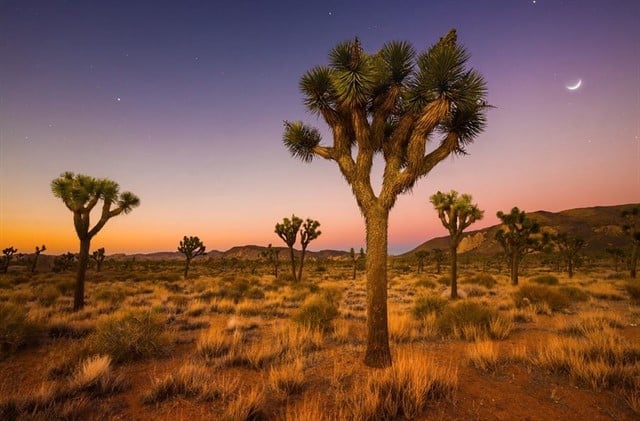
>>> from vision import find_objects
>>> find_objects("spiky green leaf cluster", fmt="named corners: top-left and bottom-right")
top-left (430, 190), bottom-right (483, 243)
top-left (495, 207), bottom-right (544, 256)
top-left (177, 236), bottom-right (207, 260)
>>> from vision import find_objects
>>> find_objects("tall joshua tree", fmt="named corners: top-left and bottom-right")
top-left (621, 206), bottom-right (640, 279)
top-left (30, 245), bottom-right (46, 274)
top-left (52, 172), bottom-right (139, 311)
top-left (282, 30), bottom-right (488, 367)
top-left (430, 190), bottom-right (483, 298)
top-left (553, 233), bottom-right (585, 278)
top-left (91, 247), bottom-right (106, 272)
top-left (495, 207), bottom-right (543, 285)
top-left (178, 236), bottom-right (206, 279)
top-left (2, 247), bottom-right (18, 273)
top-left (298, 218), bottom-right (321, 282)
top-left (275, 215), bottom-right (303, 281)
top-left (415, 250), bottom-right (428, 274)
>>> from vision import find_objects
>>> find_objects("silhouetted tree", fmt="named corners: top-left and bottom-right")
top-left (91, 247), bottom-right (106, 272)
top-left (2, 247), bottom-right (18, 274)
top-left (178, 236), bottom-right (206, 278)
top-left (29, 245), bottom-right (46, 274)
top-left (298, 218), bottom-right (321, 282)
top-left (282, 31), bottom-right (488, 367)
top-left (552, 233), bottom-right (585, 278)
top-left (53, 252), bottom-right (76, 273)
top-left (495, 207), bottom-right (543, 285)
top-left (350, 247), bottom-right (365, 279)
top-left (275, 215), bottom-right (303, 282)
top-left (605, 247), bottom-right (625, 273)
top-left (621, 206), bottom-right (640, 279)
top-left (260, 244), bottom-right (279, 277)
top-left (51, 172), bottom-right (140, 310)
top-left (433, 248), bottom-right (444, 274)
top-left (430, 190), bottom-right (483, 298)
top-left (415, 250), bottom-right (428, 274)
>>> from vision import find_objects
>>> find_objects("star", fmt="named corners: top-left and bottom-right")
top-left (116, 97), bottom-right (121, 102)
top-left (328, 11), bottom-right (333, 16)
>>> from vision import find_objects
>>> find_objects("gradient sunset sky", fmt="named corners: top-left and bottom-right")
top-left (1, 0), bottom-right (639, 255)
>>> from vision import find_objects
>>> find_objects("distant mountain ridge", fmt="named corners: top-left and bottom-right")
top-left (402, 203), bottom-right (638, 257)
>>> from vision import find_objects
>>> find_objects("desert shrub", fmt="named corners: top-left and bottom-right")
top-left (246, 286), bottom-right (265, 300)
top-left (513, 284), bottom-right (570, 311)
top-left (89, 309), bottom-right (171, 363)
top-left (0, 277), bottom-right (12, 289)
top-left (558, 286), bottom-right (589, 302)
top-left (530, 275), bottom-right (559, 285)
top-left (415, 278), bottom-right (436, 289)
top-left (412, 295), bottom-right (447, 319)
top-left (157, 273), bottom-right (181, 282)
top-left (0, 302), bottom-right (42, 355)
top-left (268, 357), bottom-right (306, 395)
top-left (462, 273), bottom-right (496, 289)
top-left (143, 363), bottom-right (228, 403)
top-left (626, 281), bottom-right (640, 303)
top-left (37, 285), bottom-right (61, 307)
top-left (292, 294), bottom-right (339, 331)
top-left (436, 301), bottom-right (496, 340)
top-left (436, 275), bottom-right (451, 286)
top-left (93, 286), bottom-right (127, 306)
top-left (71, 354), bottom-right (125, 396)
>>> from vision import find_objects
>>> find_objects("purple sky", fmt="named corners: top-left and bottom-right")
top-left (1, 0), bottom-right (639, 254)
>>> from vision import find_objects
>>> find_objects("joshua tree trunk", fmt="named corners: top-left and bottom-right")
top-left (450, 244), bottom-right (458, 299)
top-left (352, 261), bottom-right (357, 280)
top-left (510, 253), bottom-right (519, 285)
top-left (288, 247), bottom-right (297, 282)
top-left (363, 206), bottom-right (391, 368)
top-left (184, 258), bottom-right (191, 278)
top-left (74, 238), bottom-right (91, 311)
top-left (568, 259), bottom-right (574, 278)
top-left (631, 243), bottom-right (638, 279)
top-left (297, 247), bottom-right (306, 283)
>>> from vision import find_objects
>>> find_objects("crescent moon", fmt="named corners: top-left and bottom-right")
top-left (566, 79), bottom-right (582, 90)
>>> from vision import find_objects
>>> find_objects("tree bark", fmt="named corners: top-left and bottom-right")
top-left (352, 261), bottom-right (357, 280)
top-left (450, 244), bottom-right (458, 299)
top-left (74, 238), bottom-right (91, 311)
top-left (363, 207), bottom-right (392, 368)
top-left (567, 258), bottom-right (574, 278)
top-left (297, 247), bottom-right (306, 283)
top-left (631, 243), bottom-right (638, 279)
top-left (288, 246), bottom-right (297, 282)
top-left (184, 258), bottom-right (191, 278)
top-left (510, 252), bottom-right (519, 285)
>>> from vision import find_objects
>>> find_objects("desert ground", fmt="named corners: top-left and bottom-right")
top-left (1, 257), bottom-right (639, 420)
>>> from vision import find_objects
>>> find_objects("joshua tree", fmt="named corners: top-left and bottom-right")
top-left (282, 31), bottom-right (487, 367)
top-left (430, 190), bottom-right (483, 298)
top-left (349, 247), bottom-right (360, 279)
top-left (275, 215), bottom-right (303, 281)
top-left (178, 236), bottom-right (206, 279)
top-left (53, 252), bottom-right (76, 273)
top-left (415, 250), bottom-right (428, 274)
top-left (298, 218), bottom-right (322, 282)
top-left (621, 206), bottom-right (640, 278)
top-left (495, 207), bottom-right (543, 285)
top-left (51, 172), bottom-right (140, 311)
top-left (260, 244), bottom-right (279, 277)
top-left (29, 245), bottom-right (46, 274)
top-left (552, 233), bottom-right (585, 278)
top-left (432, 248), bottom-right (444, 274)
top-left (2, 247), bottom-right (18, 273)
top-left (91, 247), bottom-right (106, 272)
top-left (605, 247), bottom-right (625, 272)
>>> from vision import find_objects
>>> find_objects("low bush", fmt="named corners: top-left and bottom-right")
top-left (513, 284), bottom-right (570, 311)
top-left (89, 309), bottom-right (171, 363)
top-left (530, 275), bottom-right (559, 285)
top-left (37, 285), bottom-right (61, 307)
top-left (292, 294), bottom-right (339, 331)
top-left (412, 295), bottom-right (447, 319)
top-left (436, 301), bottom-right (497, 340)
top-left (626, 281), bottom-right (640, 303)
top-left (462, 274), bottom-right (496, 289)
top-left (558, 286), bottom-right (589, 302)
top-left (0, 302), bottom-right (42, 356)
top-left (415, 279), bottom-right (436, 289)
top-left (436, 275), bottom-right (451, 286)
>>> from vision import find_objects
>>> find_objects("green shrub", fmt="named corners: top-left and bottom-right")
top-left (415, 279), bottom-right (436, 289)
top-left (461, 273), bottom-right (496, 289)
top-left (558, 286), bottom-right (589, 302)
top-left (626, 281), bottom-right (640, 303)
top-left (513, 284), bottom-right (570, 311)
top-left (0, 302), bottom-right (42, 356)
top-left (89, 310), bottom-right (171, 363)
top-left (530, 275), bottom-right (559, 285)
top-left (436, 301), bottom-right (496, 339)
top-left (292, 294), bottom-right (339, 331)
top-left (412, 295), bottom-right (447, 319)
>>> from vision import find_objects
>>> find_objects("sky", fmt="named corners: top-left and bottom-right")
top-left (1, 0), bottom-right (639, 255)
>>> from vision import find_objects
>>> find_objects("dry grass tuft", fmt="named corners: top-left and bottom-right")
top-left (268, 356), bottom-right (306, 396)
top-left (71, 354), bottom-right (125, 396)
top-left (467, 340), bottom-right (500, 373)
top-left (196, 327), bottom-right (243, 361)
top-left (223, 387), bottom-right (267, 421)
top-left (388, 312), bottom-right (419, 343)
top-left (144, 363), bottom-right (234, 404)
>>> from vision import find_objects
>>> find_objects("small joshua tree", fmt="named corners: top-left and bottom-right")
top-left (552, 233), bottom-right (585, 278)
top-left (52, 172), bottom-right (140, 311)
top-left (178, 236), bottom-right (206, 279)
top-left (495, 207), bottom-right (543, 285)
top-left (298, 218), bottom-right (322, 282)
top-left (605, 247), bottom-right (625, 273)
top-left (91, 247), bottom-right (106, 272)
top-left (432, 248), bottom-right (444, 274)
top-left (621, 206), bottom-right (640, 279)
top-left (30, 245), bottom-right (46, 274)
top-left (430, 190), bottom-right (483, 298)
top-left (53, 252), bottom-right (76, 273)
top-left (415, 250), bottom-right (428, 274)
top-left (275, 215), bottom-right (303, 281)
top-left (260, 244), bottom-right (279, 277)
top-left (2, 247), bottom-right (18, 273)
top-left (350, 247), bottom-right (362, 280)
